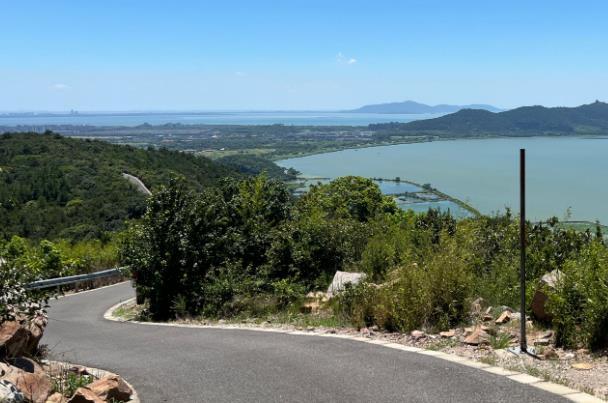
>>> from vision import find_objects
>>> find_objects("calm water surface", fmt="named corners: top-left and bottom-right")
top-left (278, 137), bottom-right (608, 223)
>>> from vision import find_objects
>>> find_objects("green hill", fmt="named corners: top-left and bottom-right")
top-left (371, 101), bottom-right (608, 136)
top-left (0, 132), bottom-right (237, 240)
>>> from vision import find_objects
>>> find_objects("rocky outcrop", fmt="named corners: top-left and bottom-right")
top-left (1, 315), bottom-right (135, 402)
top-left (0, 321), bottom-right (30, 358)
top-left (0, 358), bottom-right (52, 403)
top-left (0, 314), bottom-right (47, 359)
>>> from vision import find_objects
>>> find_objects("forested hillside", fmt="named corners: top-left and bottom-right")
top-left (371, 100), bottom-right (608, 136)
top-left (0, 132), bottom-right (236, 240)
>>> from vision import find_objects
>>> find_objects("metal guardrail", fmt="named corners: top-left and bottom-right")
top-left (25, 268), bottom-right (125, 290)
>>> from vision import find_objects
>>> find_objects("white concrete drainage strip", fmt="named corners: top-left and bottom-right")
top-left (105, 297), bottom-right (604, 403)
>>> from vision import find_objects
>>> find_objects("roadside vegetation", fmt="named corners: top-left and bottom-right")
top-left (120, 174), bottom-right (608, 351)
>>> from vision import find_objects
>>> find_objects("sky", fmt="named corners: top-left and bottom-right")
top-left (2, 0), bottom-right (608, 111)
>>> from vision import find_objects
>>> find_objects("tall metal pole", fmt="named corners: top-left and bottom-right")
top-left (520, 149), bottom-right (527, 353)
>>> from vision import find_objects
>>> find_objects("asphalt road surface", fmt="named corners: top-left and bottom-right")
top-left (43, 282), bottom-right (567, 403)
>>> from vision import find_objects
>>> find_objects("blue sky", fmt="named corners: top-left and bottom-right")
top-left (2, 1), bottom-right (607, 111)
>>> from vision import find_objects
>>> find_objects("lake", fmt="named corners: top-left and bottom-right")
top-left (277, 137), bottom-right (608, 224)
top-left (0, 111), bottom-right (443, 127)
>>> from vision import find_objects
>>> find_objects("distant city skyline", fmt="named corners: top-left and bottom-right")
top-left (2, 1), bottom-right (608, 111)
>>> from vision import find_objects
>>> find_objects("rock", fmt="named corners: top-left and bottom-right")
top-left (1, 358), bottom-right (52, 403)
top-left (531, 270), bottom-right (562, 321)
top-left (0, 316), bottom-right (48, 358)
top-left (326, 271), bottom-right (367, 297)
top-left (24, 314), bottom-right (47, 356)
top-left (87, 375), bottom-right (132, 402)
top-left (439, 329), bottom-right (455, 338)
top-left (0, 322), bottom-right (29, 358)
top-left (410, 330), bottom-right (426, 340)
top-left (463, 327), bottom-right (490, 345)
top-left (0, 379), bottom-right (25, 403)
top-left (67, 388), bottom-right (104, 403)
top-left (572, 362), bottom-right (594, 371)
top-left (495, 311), bottom-right (512, 325)
top-left (46, 392), bottom-right (67, 403)
top-left (540, 347), bottom-right (559, 360)
top-left (482, 314), bottom-right (493, 322)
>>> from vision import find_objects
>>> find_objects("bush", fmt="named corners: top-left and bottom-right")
top-left (0, 243), bottom-right (48, 323)
top-left (337, 232), bottom-right (475, 332)
top-left (333, 282), bottom-right (382, 329)
top-left (549, 241), bottom-right (608, 350)
top-left (122, 176), bottom-right (295, 320)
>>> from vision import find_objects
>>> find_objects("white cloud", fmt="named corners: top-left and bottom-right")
top-left (336, 52), bottom-right (357, 65)
top-left (51, 83), bottom-right (70, 90)
top-left (235, 71), bottom-right (247, 77)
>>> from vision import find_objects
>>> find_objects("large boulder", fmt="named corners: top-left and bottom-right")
top-left (46, 392), bottom-right (67, 403)
top-left (531, 270), bottom-right (562, 321)
top-left (0, 379), bottom-right (25, 403)
top-left (67, 388), bottom-right (104, 403)
top-left (463, 327), bottom-right (490, 345)
top-left (327, 271), bottom-right (367, 297)
top-left (0, 322), bottom-right (29, 358)
top-left (0, 358), bottom-right (52, 403)
top-left (87, 374), bottom-right (132, 402)
top-left (0, 314), bottom-right (48, 358)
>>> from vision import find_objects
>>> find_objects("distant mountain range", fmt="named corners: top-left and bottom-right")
top-left (370, 101), bottom-right (608, 135)
top-left (347, 100), bottom-right (502, 114)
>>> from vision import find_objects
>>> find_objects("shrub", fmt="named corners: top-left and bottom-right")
top-left (548, 241), bottom-right (608, 350)
top-left (333, 282), bottom-right (381, 329)
top-left (0, 244), bottom-right (47, 323)
top-left (337, 232), bottom-right (475, 332)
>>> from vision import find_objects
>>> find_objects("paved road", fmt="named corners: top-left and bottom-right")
top-left (43, 282), bottom-right (567, 403)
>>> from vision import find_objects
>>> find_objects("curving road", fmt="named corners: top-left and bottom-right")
top-left (43, 282), bottom-right (567, 403)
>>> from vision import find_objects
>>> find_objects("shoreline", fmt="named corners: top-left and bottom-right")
top-left (276, 135), bottom-right (608, 225)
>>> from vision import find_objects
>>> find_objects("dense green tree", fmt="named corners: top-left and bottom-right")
top-left (0, 132), bottom-right (237, 241)
top-left (298, 176), bottom-right (397, 222)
